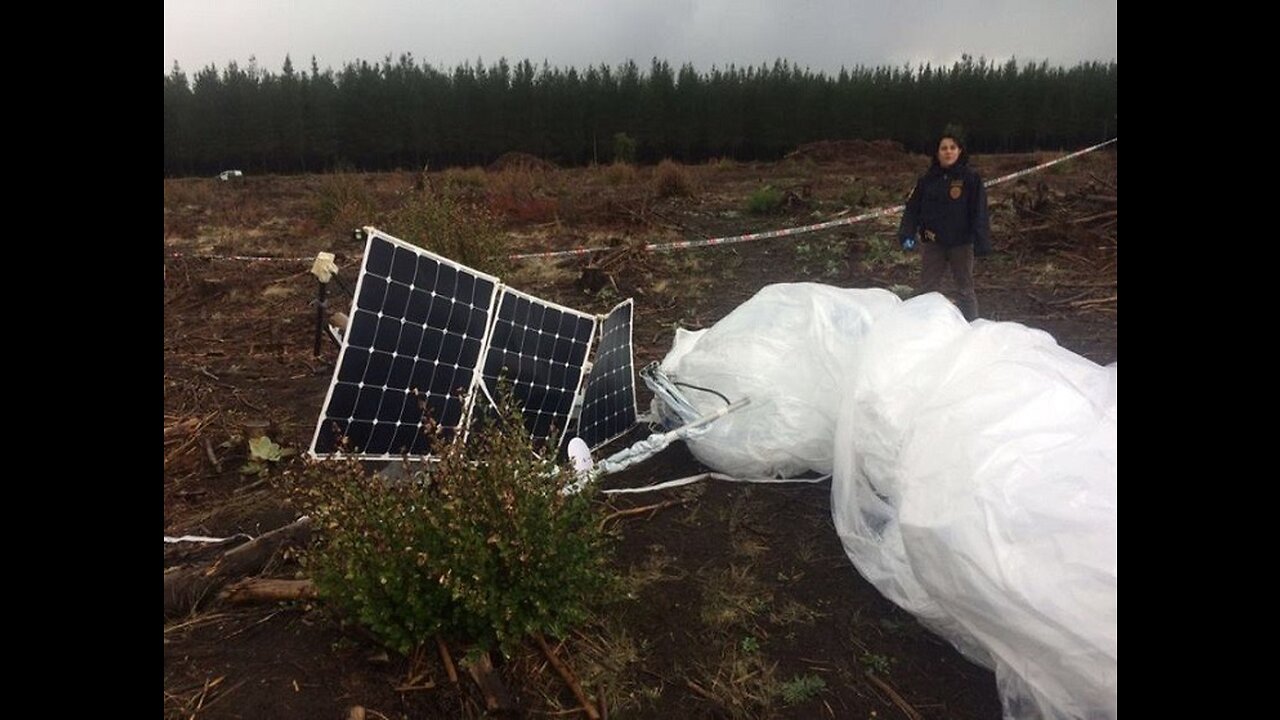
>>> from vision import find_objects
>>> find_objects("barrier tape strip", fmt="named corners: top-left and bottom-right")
top-left (165, 251), bottom-right (315, 262)
top-left (983, 138), bottom-right (1117, 188)
top-left (508, 138), bottom-right (1117, 260)
top-left (162, 138), bottom-right (1116, 264)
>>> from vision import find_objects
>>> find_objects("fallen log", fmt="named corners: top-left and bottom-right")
top-left (218, 577), bottom-right (317, 604)
top-left (163, 516), bottom-right (312, 617)
top-left (461, 650), bottom-right (516, 713)
top-left (535, 633), bottom-right (601, 720)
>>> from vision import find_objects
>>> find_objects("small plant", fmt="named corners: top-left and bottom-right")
top-left (860, 652), bottom-right (893, 675)
top-left (294, 390), bottom-right (615, 657)
top-left (777, 674), bottom-right (827, 705)
top-left (239, 435), bottom-right (294, 476)
top-left (746, 185), bottom-right (784, 215)
top-left (440, 166), bottom-right (488, 193)
top-left (699, 564), bottom-right (771, 628)
top-left (793, 237), bottom-right (846, 278)
top-left (612, 132), bottom-right (637, 164)
top-left (603, 161), bottom-right (638, 186)
top-left (840, 180), bottom-right (897, 209)
top-left (706, 156), bottom-right (738, 171)
top-left (862, 235), bottom-right (904, 269)
top-left (740, 635), bottom-right (760, 653)
top-left (314, 173), bottom-right (376, 231)
top-left (653, 159), bottom-right (695, 199)
top-left (386, 191), bottom-right (508, 275)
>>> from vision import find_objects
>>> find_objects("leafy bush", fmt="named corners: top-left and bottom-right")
top-left (859, 652), bottom-right (894, 675)
top-left (295, 395), bottom-right (614, 656)
top-left (314, 173), bottom-right (376, 231)
top-left (840, 179), bottom-right (897, 209)
top-left (793, 238), bottom-right (846, 278)
top-left (653, 159), bottom-right (694, 199)
top-left (612, 132), bottom-right (637, 164)
top-left (746, 185), bottom-right (784, 214)
top-left (603, 161), bottom-right (638, 186)
top-left (777, 674), bottom-right (827, 705)
top-left (385, 191), bottom-right (508, 275)
top-left (440, 166), bottom-right (488, 193)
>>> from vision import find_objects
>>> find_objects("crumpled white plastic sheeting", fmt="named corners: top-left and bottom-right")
top-left (834, 294), bottom-right (1117, 720)
top-left (658, 283), bottom-right (901, 477)
top-left (659, 284), bottom-right (1117, 720)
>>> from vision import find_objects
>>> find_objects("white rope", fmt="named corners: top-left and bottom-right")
top-left (603, 471), bottom-right (830, 495)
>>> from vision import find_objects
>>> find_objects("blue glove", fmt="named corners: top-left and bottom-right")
top-left (900, 236), bottom-right (917, 251)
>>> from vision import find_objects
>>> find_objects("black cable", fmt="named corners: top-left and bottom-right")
top-left (674, 381), bottom-right (731, 406)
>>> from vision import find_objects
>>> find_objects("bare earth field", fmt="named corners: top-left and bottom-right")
top-left (164, 143), bottom-right (1116, 719)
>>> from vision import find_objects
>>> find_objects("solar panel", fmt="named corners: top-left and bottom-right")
top-left (578, 299), bottom-right (639, 449)
top-left (309, 229), bottom-right (500, 459)
top-left (479, 287), bottom-right (597, 448)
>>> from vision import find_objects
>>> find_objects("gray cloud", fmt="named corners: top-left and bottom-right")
top-left (164, 0), bottom-right (1116, 76)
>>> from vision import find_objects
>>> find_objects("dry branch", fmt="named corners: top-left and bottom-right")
top-left (462, 650), bottom-right (516, 713)
top-left (534, 633), bottom-right (601, 720)
top-left (866, 672), bottom-right (924, 720)
top-left (164, 516), bottom-right (312, 617)
top-left (436, 635), bottom-right (459, 684)
top-left (598, 499), bottom-right (687, 530)
top-left (218, 577), bottom-right (316, 604)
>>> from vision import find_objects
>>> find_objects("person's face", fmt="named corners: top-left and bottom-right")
top-left (937, 138), bottom-right (961, 168)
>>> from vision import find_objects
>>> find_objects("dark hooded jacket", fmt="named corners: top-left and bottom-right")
top-left (898, 155), bottom-right (992, 255)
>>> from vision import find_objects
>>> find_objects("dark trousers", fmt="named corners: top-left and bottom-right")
top-left (919, 242), bottom-right (978, 321)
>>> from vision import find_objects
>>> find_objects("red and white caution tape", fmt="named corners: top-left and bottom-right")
top-left (983, 138), bottom-right (1117, 188)
top-left (506, 244), bottom-right (615, 261)
top-left (644, 204), bottom-right (905, 253)
top-left (508, 138), bottom-right (1117, 260)
top-left (165, 251), bottom-right (315, 262)
top-left (162, 139), bottom-right (1115, 264)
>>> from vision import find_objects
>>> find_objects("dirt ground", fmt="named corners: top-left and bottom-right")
top-left (164, 145), bottom-right (1116, 719)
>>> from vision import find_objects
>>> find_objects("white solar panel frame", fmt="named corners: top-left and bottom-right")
top-left (478, 285), bottom-right (598, 451)
top-left (308, 227), bottom-right (501, 460)
top-left (578, 299), bottom-right (640, 450)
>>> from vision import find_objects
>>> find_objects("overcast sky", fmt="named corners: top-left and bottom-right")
top-left (164, 0), bottom-right (1116, 77)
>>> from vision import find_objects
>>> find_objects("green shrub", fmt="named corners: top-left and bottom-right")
top-left (385, 191), bottom-right (508, 275)
top-left (295, 395), bottom-right (614, 657)
top-left (604, 161), bottom-right (638, 186)
top-left (793, 238), bottom-right (846, 278)
top-left (314, 173), bottom-right (376, 230)
top-left (612, 132), bottom-right (637, 164)
top-left (746, 185), bottom-right (784, 214)
top-left (440, 166), bottom-right (488, 192)
top-left (653, 159), bottom-right (694, 199)
top-left (840, 180), bottom-right (897, 209)
top-left (777, 674), bottom-right (827, 705)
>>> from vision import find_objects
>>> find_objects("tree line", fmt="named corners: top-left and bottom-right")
top-left (163, 54), bottom-right (1116, 176)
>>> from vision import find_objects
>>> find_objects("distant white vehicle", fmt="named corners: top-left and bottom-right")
top-left (217, 170), bottom-right (243, 181)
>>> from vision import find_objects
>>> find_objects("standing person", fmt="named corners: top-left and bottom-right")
top-left (898, 132), bottom-right (992, 321)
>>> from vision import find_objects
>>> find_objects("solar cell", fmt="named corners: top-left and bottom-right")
top-left (309, 229), bottom-right (499, 458)
top-left (478, 287), bottom-right (597, 448)
top-left (578, 299), bottom-right (638, 449)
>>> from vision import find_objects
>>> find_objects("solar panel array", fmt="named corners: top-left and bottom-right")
top-left (578, 299), bottom-right (638, 449)
top-left (311, 227), bottom-right (639, 460)
top-left (480, 287), bottom-right (596, 447)
top-left (310, 230), bottom-right (499, 458)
